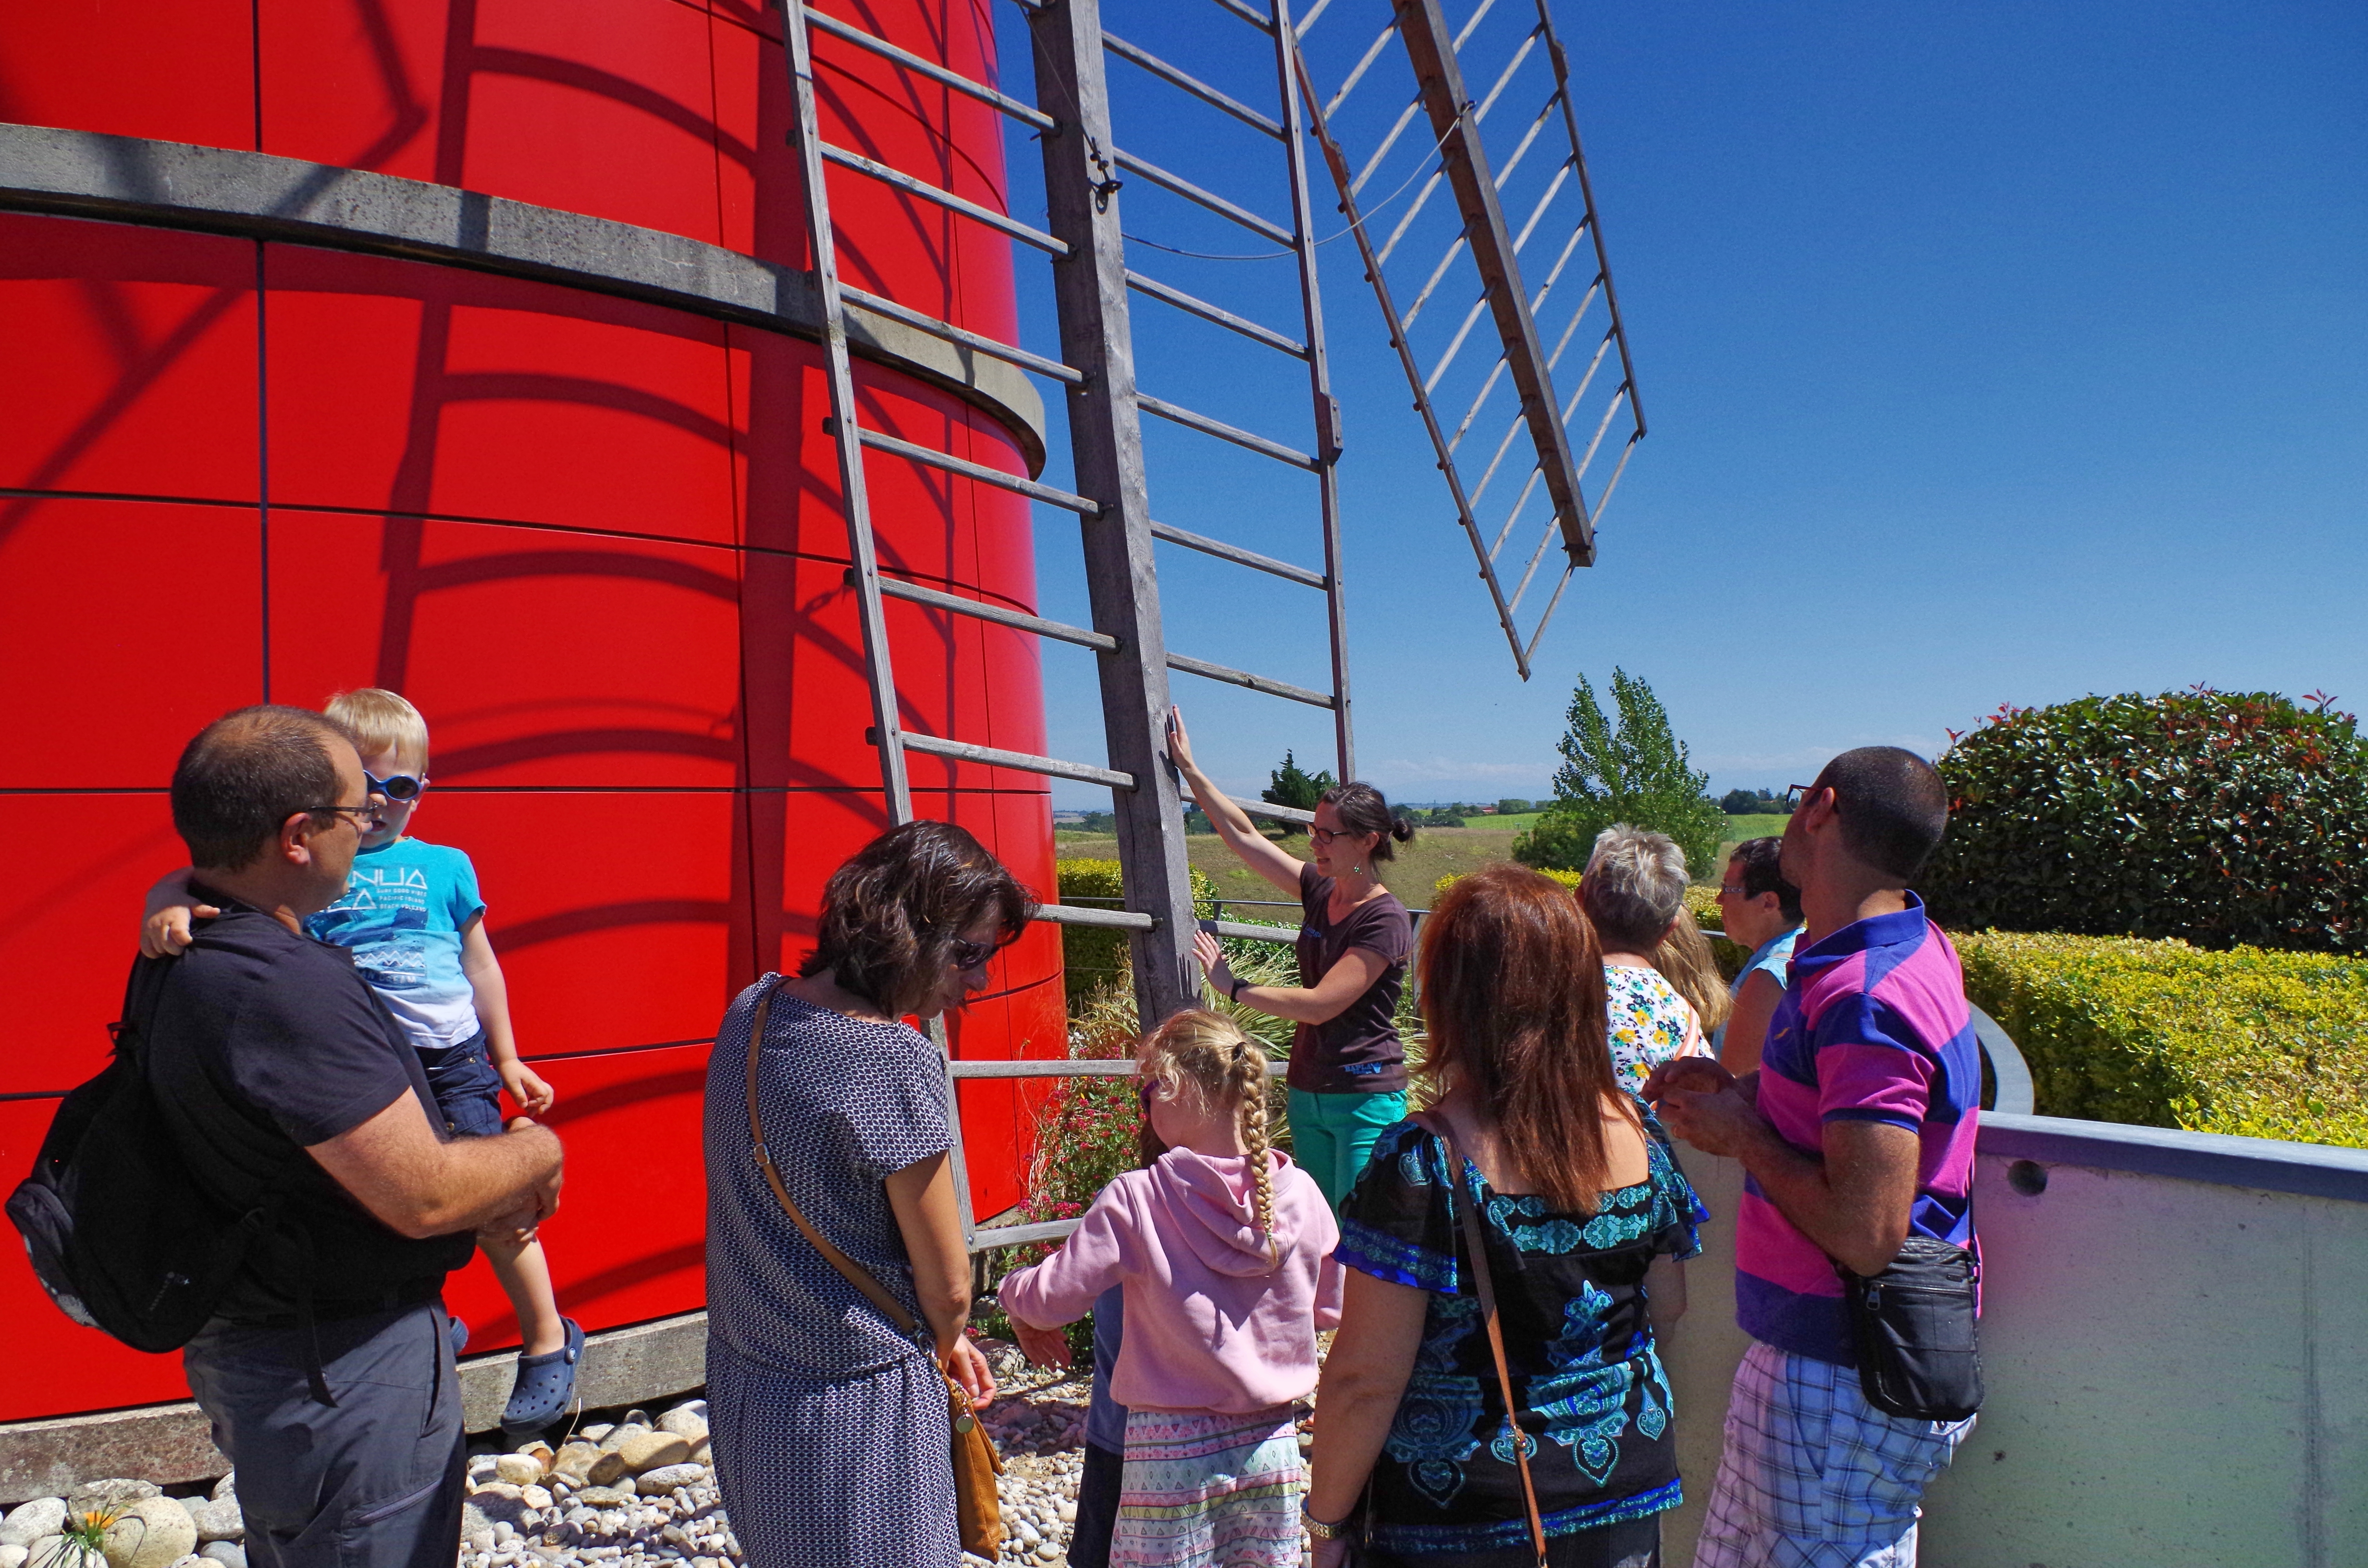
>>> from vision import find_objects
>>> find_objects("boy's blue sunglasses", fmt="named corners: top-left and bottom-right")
top-left (365, 769), bottom-right (427, 803)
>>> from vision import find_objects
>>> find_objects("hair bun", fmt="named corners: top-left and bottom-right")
top-left (1391, 817), bottom-right (1416, 842)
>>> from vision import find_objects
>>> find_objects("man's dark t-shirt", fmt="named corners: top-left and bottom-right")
top-left (1289, 862), bottom-right (1413, 1095)
top-left (144, 894), bottom-right (474, 1322)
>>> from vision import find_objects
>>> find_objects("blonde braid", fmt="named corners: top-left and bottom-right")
top-left (1234, 1046), bottom-right (1280, 1271)
top-left (1137, 1008), bottom-right (1280, 1271)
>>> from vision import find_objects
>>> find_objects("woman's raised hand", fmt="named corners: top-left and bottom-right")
top-left (1166, 705), bottom-right (1199, 776)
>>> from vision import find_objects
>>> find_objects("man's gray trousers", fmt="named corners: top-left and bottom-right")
top-left (183, 1300), bottom-right (467, 1568)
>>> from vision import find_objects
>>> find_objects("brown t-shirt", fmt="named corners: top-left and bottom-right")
top-left (1289, 861), bottom-right (1413, 1094)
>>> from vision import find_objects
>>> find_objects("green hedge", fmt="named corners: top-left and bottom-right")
top-left (1955, 930), bottom-right (2368, 1149)
top-left (1055, 859), bottom-right (1220, 1004)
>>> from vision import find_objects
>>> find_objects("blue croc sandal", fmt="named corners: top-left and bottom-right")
top-left (501, 1317), bottom-right (584, 1437)
top-left (448, 1315), bottom-right (470, 1360)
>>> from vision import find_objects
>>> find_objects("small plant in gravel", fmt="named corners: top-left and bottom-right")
top-left (38, 1504), bottom-right (124, 1568)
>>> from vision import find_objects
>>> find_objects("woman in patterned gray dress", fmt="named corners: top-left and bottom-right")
top-left (703, 821), bottom-right (1031, 1568)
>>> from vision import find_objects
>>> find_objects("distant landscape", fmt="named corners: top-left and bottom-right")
top-left (1053, 812), bottom-right (1790, 913)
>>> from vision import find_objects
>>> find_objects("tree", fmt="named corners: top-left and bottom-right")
top-left (1262, 750), bottom-right (1334, 837)
top-left (1719, 788), bottom-right (1762, 815)
top-left (1515, 668), bottom-right (1726, 877)
top-left (1497, 798), bottom-right (1533, 815)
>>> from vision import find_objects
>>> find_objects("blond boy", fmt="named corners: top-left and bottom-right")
top-left (145, 689), bottom-right (581, 1435)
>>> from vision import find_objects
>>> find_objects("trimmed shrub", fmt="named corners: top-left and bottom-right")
top-left (1924, 689), bottom-right (2368, 953)
top-left (1956, 930), bottom-right (2368, 1149)
top-left (1055, 858), bottom-right (1218, 1004)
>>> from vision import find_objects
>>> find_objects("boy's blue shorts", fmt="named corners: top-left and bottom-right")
top-left (417, 1029), bottom-right (505, 1139)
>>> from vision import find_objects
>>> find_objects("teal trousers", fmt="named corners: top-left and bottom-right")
top-left (1286, 1087), bottom-right (1408, 1212)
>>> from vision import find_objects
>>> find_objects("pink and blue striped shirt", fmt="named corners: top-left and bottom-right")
top-left (1736, 894), bottom-right (1981, 1366)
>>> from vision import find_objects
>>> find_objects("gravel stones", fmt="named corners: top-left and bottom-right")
top-left (551, 1444), bottom-right (628, 1488)
top-left (197, 1546), bottom-right (245, 1568)
top-left (655, 1404), bottom-right (708, 1444)
top-left (612, 1433), bottom-right (690, 1475)
top-left (69, 1483), bottom-right (160, 1510)
top-left (494, 1455), bottom-right (547, 1485)
top-left (0, 1544), bottom-right (29, 1568)
top-left (181, 1499), bottom-right (241, 1546)
top-left (100, 1496), bottom-right (197, 1568)
top-left (1, 1500), bottom-right (66, 1548)
top-left (635, 1465), bottom-right (704, 1493)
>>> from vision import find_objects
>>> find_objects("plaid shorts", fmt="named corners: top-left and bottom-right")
top-left (1693, 1341), bottom-right (1973, 1568)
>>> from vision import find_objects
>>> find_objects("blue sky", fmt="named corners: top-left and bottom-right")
top-left (990, 0), bottom-right (2367, 808)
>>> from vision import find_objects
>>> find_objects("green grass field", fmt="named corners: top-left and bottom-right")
top-left (1053, 809), bottom-right (1796, 912)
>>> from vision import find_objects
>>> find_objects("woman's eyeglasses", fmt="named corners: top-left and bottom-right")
top-left (365, 769), bottom-right (428, 802)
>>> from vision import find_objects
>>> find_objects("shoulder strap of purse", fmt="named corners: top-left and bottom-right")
top-left (743, 977), bottom-right (925, 1340)
top-left (1415, 1112), bottom-right (1551, 1568)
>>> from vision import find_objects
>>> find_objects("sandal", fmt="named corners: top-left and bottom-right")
top-left (501, 1317), bottom-right (584, 1437)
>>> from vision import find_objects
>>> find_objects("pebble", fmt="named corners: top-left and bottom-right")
top-left (71, 1482), bottom-right (162, 1509)
top-left (0, 1499), bottom-right (67, 1549)
top-left (102, 1496), bottom-right (198, 1568)
top-left (184, 1498), bottom-right (242, 1544)
top-left (1, 1382), bottom-right (1103, 1568)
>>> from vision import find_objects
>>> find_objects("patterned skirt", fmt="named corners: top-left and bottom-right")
top-left (1112, 1405), bottom-right (1305, 1568)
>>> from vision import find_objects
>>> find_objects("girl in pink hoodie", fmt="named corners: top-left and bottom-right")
top-left (1002, 1009), bottom-right (1343, 1568)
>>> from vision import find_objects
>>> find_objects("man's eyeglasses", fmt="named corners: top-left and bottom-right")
top-left (1782, 784), bottom-right (1824, 810)
top-left (1717, 880), bottom-right (1749, 899)
top-left (299, 804), bottom-right (381, 830)
top-left (365, 769), bottom-right (427, 802)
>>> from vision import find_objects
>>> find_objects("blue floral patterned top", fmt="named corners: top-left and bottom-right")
top-left (1334, 1113), bottom-right (1708, 1555)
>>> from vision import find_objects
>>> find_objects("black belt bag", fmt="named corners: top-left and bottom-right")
top-left (1839, 1236), bottom-right (1985, 1422)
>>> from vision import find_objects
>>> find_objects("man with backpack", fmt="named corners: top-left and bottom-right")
top-left (119, 707), bottom-right (561, 1567)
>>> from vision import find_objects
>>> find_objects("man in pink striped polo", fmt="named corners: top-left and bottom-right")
top-left (1647, 747), bottom-right (1979, 1567)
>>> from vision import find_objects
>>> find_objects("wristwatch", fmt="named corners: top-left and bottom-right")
top-left (1229, 974), bottom-right (1246, 1002)
top-left (1302, 1506), bottom-right (1348, 1541)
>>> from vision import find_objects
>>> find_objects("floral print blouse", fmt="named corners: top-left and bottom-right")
top-left (1334, 1114), bottom-right (1709, 1555)
top-left (1603, 963), bottom-right (1707, 1095)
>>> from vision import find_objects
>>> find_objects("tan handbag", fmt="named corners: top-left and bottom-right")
top-left (1416, 1114), bottom-right (1551, 1568)
top-left (744, 979), bottom-right (1006, 1561)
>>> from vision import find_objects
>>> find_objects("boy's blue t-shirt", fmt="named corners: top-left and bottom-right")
top-left (306, 836), bottom-right (486, 1051)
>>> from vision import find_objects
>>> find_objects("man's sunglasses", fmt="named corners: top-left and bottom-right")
top-left (365, 769), bottom-right (428, 802)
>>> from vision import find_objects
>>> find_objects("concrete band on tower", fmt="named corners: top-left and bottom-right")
top-left (0, 122), bottom-right (1050, 475)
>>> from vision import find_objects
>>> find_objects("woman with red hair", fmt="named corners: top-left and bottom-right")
top-left (1302, 864), bottom-right (1708, 1567)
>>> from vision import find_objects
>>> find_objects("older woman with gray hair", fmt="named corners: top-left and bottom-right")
top-left (1581, 825), bottom-right (1712, 1093)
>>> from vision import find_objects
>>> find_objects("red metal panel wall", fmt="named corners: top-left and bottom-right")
top-left (0, 0), bottom-right (1064, 1420)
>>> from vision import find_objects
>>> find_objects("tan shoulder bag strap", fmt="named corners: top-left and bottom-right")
top-left (743, 977), bottom-right (924, 1339)
top-left (1416, 1113), bottom-right (1552, 1568)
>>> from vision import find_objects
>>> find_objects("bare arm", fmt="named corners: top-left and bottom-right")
top-left (1206, 936), bottom-right (1387, 1027)
top-left (138, 867), bottom-right (212, 959)
top-left (1645, 1254), bottom-right (1687, 1333)
top-left (1167, 707), bottom-right (1305, 896)
top-left (1719, 968), bottom-right (1783, 1076)
top-left (460, 915), bottom-right (552, 1115)
top-left (1646, 1058), bottom-right (1917, 1276)
top-left (306, 1089), bottom-right (563, 1239)
top-left (885, 1151), bottom-right (998, 1406)
top-left (1306, 1270), bottom-right (1429, 1535)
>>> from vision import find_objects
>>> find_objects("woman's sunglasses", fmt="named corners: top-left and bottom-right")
top-left (365, 769), bottom-right (428, 803)
top-left (949, 936), bottom-right (999, 972)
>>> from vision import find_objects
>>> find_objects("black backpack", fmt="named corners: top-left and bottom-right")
top-left (7, 953), bottom-right (291, 1352)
